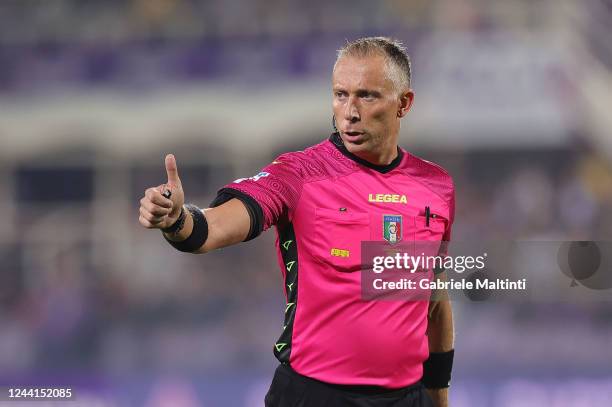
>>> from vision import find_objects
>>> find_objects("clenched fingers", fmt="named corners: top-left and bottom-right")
top-left (139, 206), bottom-right (165, 227)
top-left (144, 187), bottom-right (173, 209)
top-left (139, 213), bottom-right (156, 229)
top-left (139, 205), bottom-right (167, 223)
top-left (140, 197), bottom-right (171, 217)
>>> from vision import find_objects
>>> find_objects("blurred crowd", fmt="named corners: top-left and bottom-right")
top-left (1, 0), bottom-right (610, 92)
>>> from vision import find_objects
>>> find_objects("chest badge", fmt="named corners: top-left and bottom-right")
top-left (383, 215), bottom-right (402, 244)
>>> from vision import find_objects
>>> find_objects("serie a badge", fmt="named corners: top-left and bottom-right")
top-left (383, 215), bottom-right (402, 244)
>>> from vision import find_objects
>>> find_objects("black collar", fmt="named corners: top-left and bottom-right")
top-left (329, 132), bottom-right (403, 174)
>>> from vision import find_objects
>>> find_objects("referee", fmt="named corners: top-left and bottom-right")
top-left (139, 37), bottom-right (455, 407)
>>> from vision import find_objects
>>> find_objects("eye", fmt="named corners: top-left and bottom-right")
top-left (363, 91), bottom-right (380, 101)
top-left (334, 91), bottom-right (346, 98)
top-left (357, 90), bottom-right (378, 101)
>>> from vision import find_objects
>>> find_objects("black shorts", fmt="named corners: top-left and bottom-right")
top-left (264, 364), bottom-right (435, 407)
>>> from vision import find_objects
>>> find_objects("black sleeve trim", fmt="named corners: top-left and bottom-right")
top-left (209, 187), bottom-right (264, 241)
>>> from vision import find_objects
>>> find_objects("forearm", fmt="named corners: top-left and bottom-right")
top-left (196, 199), bottom-right (250, 253)
top-left (163, 199), bottom-right (250, 254)
top-left (428, 270), bottom-right (454, 351)
top-left (427, 298), bottom-right (454, 353)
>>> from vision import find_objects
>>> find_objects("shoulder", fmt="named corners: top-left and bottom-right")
top-left (270, 138), bottom-right (356, 182)
top-left (399, 150), bottom-right (455, 202)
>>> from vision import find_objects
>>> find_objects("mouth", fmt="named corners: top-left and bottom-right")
top-left (343, 131), bottom-right (365, 143)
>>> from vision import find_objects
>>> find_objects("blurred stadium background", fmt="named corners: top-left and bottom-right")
top-left (1, 0), bottom-right (611, 405)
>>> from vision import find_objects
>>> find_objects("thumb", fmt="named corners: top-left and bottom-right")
top-left (165, 154), bottom-right (181, 186)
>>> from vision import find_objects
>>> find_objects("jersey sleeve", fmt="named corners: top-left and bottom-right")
top-left (210, 153), bottom-right (303, 240)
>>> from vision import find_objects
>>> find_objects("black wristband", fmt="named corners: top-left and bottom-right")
top-left (161, 206), bottom-right (186, 234)
top-left (163, 204), bottom-right (208, 253)
top-left (422, 349), bottom-right (454, 389)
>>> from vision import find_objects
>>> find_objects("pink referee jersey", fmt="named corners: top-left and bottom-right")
top-left (213, 133), bottom-right (455, 389)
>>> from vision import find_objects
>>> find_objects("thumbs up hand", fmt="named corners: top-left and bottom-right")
top-left (139, 154), bottom-right (186, 230)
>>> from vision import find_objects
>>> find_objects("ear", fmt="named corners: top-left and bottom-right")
top-left (397, 89), bottom-right (415, 118)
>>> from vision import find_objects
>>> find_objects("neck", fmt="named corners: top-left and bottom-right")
top-left (352, 145), bottom-right (398, 166)
top-left (329, 132), bottom-right (403, 174)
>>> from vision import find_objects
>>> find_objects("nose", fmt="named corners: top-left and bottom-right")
top-left (343, 96), bottom-right (360, 123)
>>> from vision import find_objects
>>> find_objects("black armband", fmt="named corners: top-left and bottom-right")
top-left (422, 349), bottom-right (454, 389)
top-left (163, 204), bottom-right (208, 253)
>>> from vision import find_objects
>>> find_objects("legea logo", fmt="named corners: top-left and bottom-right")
top-left (368, 194), bottom-right (407, 204)
top-left (234, 172), bottom-right (270, 183)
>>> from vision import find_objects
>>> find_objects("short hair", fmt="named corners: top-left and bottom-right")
top-left (334, 36), bottom-right (412, 93)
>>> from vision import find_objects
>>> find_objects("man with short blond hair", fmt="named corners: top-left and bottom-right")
top-left (139, 36), bottom-right (455, 407)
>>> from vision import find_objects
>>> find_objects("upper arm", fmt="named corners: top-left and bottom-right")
top-left (195, 198), bottom-right (251, 253)
top-left (197, 154), bottom-right (304, 253)
top-left (210, 153), bottom-right (304, 232)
